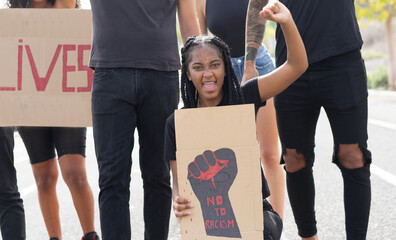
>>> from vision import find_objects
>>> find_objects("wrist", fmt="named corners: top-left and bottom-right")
top-left (279, 12), bottom-right (293, 25)
top-left (244, 61), bottom-right (256, 69)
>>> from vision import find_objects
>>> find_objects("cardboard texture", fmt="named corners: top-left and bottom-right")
top-left (0, 9), bottom-right (92, 127)
top-left (175, 104), bottom-right (263, 240)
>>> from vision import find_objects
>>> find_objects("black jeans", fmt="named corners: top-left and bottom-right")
top-left (275, 50), bottom-right (371, 239)
top-left (92, 68), bottom-right (179, 240)
top-left (0, 127), bottom-right (25, 240)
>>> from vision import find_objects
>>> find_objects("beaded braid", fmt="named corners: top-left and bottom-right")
top-left (180, 35), bottom-right (244, 108)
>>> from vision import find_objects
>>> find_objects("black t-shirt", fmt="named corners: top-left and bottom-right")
top-left (89, 0), bottom-right (180, 71)
top-left (164, 78), bottom-right (271, 199)
top-left (275, 0), bottom-right (363, 66)
top-left (206, 0), bottom-right (249, 58)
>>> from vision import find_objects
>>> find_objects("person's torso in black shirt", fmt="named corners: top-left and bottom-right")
top-left (275, 0), bottom-right (363, 66)
top-left (206, 0), bottom-right (249, 58)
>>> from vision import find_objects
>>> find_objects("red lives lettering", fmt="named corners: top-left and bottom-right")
top-left (62, 44), bottom-right (76, 92)
top-left (2, 40), bottom-right (92, 92)
top-left (63, 44), bottom-right (93, 92)
top-left (17, 39), bottom-right (23, 90)
top-left (77, 45), bottom-right (93, 92)
top-left (25, 44), bottom-right (62, 91)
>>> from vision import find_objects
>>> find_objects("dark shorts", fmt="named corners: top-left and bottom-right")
top-left (17, 127), bottom-right (86, 164)
top-left (274, 49), bottom-right (371, 166)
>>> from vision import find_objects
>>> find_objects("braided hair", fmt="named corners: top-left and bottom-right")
top-left (7, 0), bottom-right (80, 8)
top-left (180, 35), bottom-right (244, 108)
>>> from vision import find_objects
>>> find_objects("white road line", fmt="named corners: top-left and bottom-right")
top-left (368, 118), bottom-right (396, 131)
top-left (365, 118), bottom-right (396, 186)
top-left (371, 164), bottom-right (396, 187)
top-left (20, 184), bottom-right (37, 198)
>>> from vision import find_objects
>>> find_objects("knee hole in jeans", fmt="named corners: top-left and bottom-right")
top-left (283, 149), bottom-right (307, 173)
top-left (337, 144), bottom-right (365, 169)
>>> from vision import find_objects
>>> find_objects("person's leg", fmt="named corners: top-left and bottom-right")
top-left (275, 72), bottom-right (320, 240)
top-left (137, 69), bottom-right (179, 240)
top-left (257, 97), bottom-right (284, 218)
top-left (0, 127), bottom-right (25, 240)
top-left (17, 127), bottom-right (61, 239)
top-left (31, 159), bottom-right (62, 239)
top-left (91, 68), bottom-right (137, 240)
top-left (323, 50), bottom-right (371, 240)
top-left (337, 145), bottom-right (370, 240)
top-left (59, 154), bottom-right (96, 236)
top-left (255, 46), bottom-right (285, 219)
top-left (54, 127), bottom-right (96, 236)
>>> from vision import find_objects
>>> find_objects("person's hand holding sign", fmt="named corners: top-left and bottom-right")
top-left (187, 148), bottom-right (241, 238)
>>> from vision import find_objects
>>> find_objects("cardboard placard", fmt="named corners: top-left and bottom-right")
top-left (0, 9), bottom-right (92, 127)
top-left (175, 104), bottom-right (263, 239)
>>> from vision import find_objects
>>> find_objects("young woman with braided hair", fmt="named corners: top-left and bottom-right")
top-left (164, 2), bottom-right (307, 239)
top-left (7, 1), bottom-right (99, 240)
top-left (195, 0), bottom-right (285, 219)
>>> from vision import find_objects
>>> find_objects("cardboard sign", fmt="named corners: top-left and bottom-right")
top-left (0, 9), bottom-right (92, 127)
top-left (175, 104), bottom-right (263, 240)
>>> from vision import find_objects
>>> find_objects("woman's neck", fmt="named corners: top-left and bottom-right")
top-left (197, 94), bottom-right (223, 108)
top-left (28, 0), bottom-right (52, 8)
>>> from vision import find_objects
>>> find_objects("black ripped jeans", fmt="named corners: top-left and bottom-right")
top-left (275, 50), bottom-right (371, 239)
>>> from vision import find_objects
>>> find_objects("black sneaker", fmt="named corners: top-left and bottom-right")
top-left (49, 238), bottom-right (59, 240)
top-left (81, 231), bottom-right (99, 240)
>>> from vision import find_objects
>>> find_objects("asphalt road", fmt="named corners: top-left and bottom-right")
top-left (3, 89), bottom-right (396, 240)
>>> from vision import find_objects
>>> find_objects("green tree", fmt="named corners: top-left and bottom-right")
top-left (356, 0), bottom-right (396, 89)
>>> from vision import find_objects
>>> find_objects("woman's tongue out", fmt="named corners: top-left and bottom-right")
top-left (203, 81), bottom-right (216, 91)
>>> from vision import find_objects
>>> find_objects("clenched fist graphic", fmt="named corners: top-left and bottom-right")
top-left (187, 148), bottom-right (241, 238)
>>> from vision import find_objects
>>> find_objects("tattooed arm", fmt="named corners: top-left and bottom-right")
top-left (242, 0), bottom-right (269, 84)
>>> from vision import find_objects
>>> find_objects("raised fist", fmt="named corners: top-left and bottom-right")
top-left (187, 148), bottom-right (241, 238)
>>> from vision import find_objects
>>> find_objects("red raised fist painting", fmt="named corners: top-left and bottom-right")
top-left (187, 148), bottom-right (241, 238)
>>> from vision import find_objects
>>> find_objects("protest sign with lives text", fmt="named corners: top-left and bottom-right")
top-left (0, 9), bottom-right (92, 127)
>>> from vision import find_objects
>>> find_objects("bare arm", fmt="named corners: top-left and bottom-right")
top-left (170, 160), bottom-right (193, 218)
top-left (195, 0), bottom-right (208, 35)
top-left (53, 0), bottom-right (76, 8)
top-left (256, 1), bottom-right (307, 101)
top-left (178, 0), bottom-right (201, 44)
top-left (242, 0), bottom-right (269, 83)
